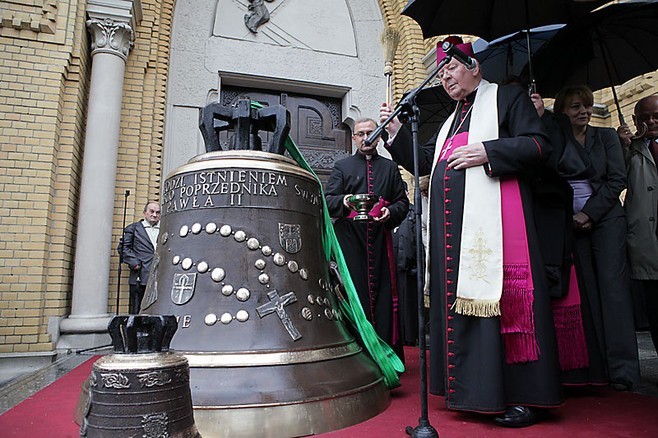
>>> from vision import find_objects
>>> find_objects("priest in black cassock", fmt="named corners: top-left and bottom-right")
top-left (325, 118), bottom-right (409, 358)
top-left (379, 37), bottom-right (563, 427)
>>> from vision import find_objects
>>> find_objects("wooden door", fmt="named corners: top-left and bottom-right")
top-left (219, 86), bottom-right (351, 183)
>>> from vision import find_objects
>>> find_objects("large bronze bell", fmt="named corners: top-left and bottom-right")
top-left (140, 99), bottom-right (390, 436)
top-left (79, 315), bottom-right (200, 438)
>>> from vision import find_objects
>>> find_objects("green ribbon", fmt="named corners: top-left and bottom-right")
top-left (250, 102), bottom-right (404, 387)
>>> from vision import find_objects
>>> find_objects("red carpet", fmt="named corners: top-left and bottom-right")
top-left (0, 356), bottom-right (96, 437)
top-left (1, 349), bottom-right (657, 437)
top-left (324, 347), bottom-right (658, 437)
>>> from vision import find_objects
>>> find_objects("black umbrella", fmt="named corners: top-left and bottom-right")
top-left (528, 1), bottom-right (658, 123)
top-left (401, 0), bottom-right (606, 41)
top-left (406, 85), bottom-right (456, 145)
top-left (474, 24), bottom-right (563, 86)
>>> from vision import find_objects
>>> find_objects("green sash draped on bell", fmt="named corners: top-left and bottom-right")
top-left (252, 101), bottom-right (404, 388)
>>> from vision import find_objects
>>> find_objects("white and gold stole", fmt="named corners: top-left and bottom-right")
top-left (427, 80), bottom-right (503, 317)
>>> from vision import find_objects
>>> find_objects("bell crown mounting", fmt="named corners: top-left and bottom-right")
top-left (199, 97), bottom-right (291, 155)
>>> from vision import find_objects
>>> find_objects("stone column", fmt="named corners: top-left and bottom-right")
top-left (58, 3), bottom-right (140, 349)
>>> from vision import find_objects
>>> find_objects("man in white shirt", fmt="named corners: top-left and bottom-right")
top-left (122, 201), bottom-right (161, 313)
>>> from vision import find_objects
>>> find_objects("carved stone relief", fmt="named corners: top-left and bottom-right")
top-left (244, 0), bottom-right (275, 33)
top-left (213, 0), bottom-right (356, 56)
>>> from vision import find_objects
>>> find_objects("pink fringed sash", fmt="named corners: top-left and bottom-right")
top-left (552, 264), bottom-right (589, 370)
top-left (499, 177), bottom-right (539, 364)
top-left (440, 137), bottom-right (539, 364)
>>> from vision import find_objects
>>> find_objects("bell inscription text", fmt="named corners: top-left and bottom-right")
top-left (163, 168), bottom-right (320, 213)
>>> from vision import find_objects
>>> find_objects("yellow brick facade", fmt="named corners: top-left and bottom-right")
top-left (0, 0), bottom-right (90, 354)
top-left (0, 0), bottom-right (655, 356)
top-left (0, 0), bottom-right (174, 355)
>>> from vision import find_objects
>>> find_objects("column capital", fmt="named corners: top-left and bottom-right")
top-left (87, 0), bottom-right (142, 29)
top-left (86, 18), bottom-right (135, 61)
top-left (86, 1), bottom-right (141, 60)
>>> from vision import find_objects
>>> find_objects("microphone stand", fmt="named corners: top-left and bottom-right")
top-left (365, 55), bottom-right (453, 438)
top-left (116, 189), bottom-right (130, 314)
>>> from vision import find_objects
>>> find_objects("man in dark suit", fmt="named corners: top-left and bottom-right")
top-left (122, 201), bottom-right (161, 313)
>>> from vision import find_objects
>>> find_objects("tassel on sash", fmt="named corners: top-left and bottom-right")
top-left (500, 264), bottom-right (539, 363)
top-left (552, 264), bottom-right (589, 370)
top-left (452, 298), bottom-right (500, 317)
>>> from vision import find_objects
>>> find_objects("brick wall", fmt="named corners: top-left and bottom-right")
top-left (0, 0), bottom-right (88, 353)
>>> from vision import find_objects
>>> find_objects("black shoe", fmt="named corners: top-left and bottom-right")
top-left (494, 406), bottom-right (539, 428)
top-left (611, 382), bottom-right (631, 391)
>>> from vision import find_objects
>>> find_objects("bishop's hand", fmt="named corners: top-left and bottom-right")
top-left (446, 142), bottom-right (488, 170)
top-left (379, 102), bottom-right (402, 139)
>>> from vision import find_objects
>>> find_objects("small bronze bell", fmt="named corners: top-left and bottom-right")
top-left (79, 315), bottom-right (200, 438)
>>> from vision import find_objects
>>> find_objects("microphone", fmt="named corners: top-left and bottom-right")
top-left (442, 42), bottom-right (477, 71)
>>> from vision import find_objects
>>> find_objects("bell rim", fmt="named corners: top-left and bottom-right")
top-left (179, 341), bottom-right (361, 367)
top-left (192, 376), bottom-right (390, 436)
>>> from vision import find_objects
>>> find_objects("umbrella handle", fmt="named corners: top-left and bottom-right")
top-left (528, 80), bottom-right (537, 96)
top-left (632, 123), bottom-right (648, 140)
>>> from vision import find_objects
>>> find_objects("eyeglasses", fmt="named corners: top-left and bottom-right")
top-left (353, 131), bottom-right (374, 138)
